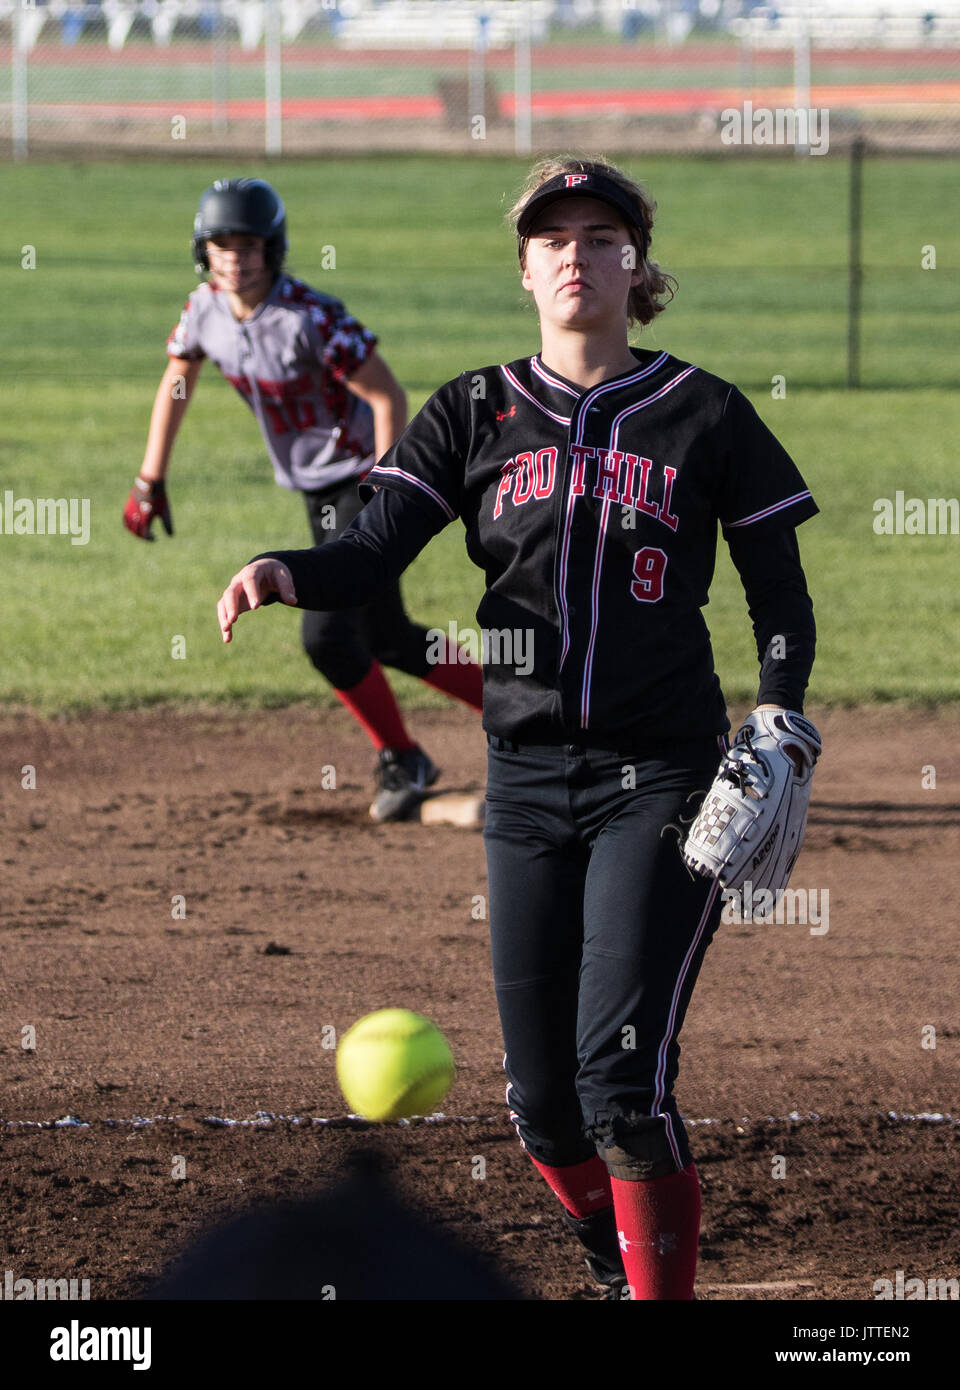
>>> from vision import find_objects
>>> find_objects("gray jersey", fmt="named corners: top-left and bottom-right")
top-left (167, 273), bottom-right (377, 492)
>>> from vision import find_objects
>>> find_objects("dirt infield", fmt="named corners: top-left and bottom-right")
top-left (2, 703), bottom-right (959, 1302)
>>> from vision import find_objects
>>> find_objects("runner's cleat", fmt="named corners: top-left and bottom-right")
top-left (369, 746), bottom-right (440, 822)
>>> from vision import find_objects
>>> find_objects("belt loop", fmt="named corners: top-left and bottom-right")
top-left (487, 734), bottom-right (519, 753)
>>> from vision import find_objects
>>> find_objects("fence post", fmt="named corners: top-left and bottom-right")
top-left (265, 0), bottom-right (282, 157)
top-left (212, 0), bottom-right (229, 136)
top-left (12, 1), bottom-right (28, 159)
top-left (514, 0), bottom-right (531, 156)
top-left (847, 137), bottom-right (865, 389)
top-left (469, 11), bottom-right (488, 135)
top-left (738, 29), bottom-right (753, 106)
top-left (793, 6), bottom-right (811, 157)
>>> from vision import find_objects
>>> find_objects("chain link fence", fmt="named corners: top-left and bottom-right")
top-left (3, 0), bottom-right (960, 157)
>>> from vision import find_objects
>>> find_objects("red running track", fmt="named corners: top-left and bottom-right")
top-left (26, 81), bottom-right (960, 123)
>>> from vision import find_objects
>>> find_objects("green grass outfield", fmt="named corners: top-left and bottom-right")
top-left (10, 57), bottom-right (957, 103)
top-left (2, 154), bottom-right (958, 713)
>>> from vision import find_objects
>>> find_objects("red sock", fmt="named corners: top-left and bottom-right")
top-left (609, 1164), bottom-right (701, 1300)
top-left (333, 661), bottom-right (415, 752)
top-left (421, 641), bottom-right (483, 711)
top-left (527, 1155), bottom-right (613, 1217)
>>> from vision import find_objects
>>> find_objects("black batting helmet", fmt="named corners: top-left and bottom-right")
top-left (192, 178), bottom-right (288, 275)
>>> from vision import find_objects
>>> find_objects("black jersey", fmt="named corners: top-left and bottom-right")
top-left (352, 348), bottom-right (816, 744)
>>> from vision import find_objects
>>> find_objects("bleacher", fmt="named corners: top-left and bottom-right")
top-left (0, 0), bottom-right (555, 52)
top-left (733, 1), bottom-right (960, 48)
top-left (1, 0), bottom-right (336, 51)
top-left (4, 0), bottom-right (960, 53)
top-left (333, 1), bottom-right (555, 49)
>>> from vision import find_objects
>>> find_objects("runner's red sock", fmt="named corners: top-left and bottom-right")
top-left (333, 661), bottom-right (416, 752)
top-left (609, 1164), bottom-right (701, 1300)
top-left (420, 640), bottom-right (483, 711)
top-left (527, 1155), bottom-right (613, 1217)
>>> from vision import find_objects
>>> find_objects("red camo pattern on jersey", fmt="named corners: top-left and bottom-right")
top-left (166, 298), bottom-right (207, 361)
top-left (280, 277), bottom-right (377, 383)
top-left (164, 274), bottom-right (378, 491)
top-left (288, 281), bottom-right (382, 461)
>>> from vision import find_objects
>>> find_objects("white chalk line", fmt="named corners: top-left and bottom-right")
top-left (700, 1281), bottom-right (817, 1291)
top-left (4, 1108), bottom-right (957, 1132)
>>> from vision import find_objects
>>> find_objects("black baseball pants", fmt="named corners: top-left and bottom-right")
top-left (483, 735), bottom-right (725, 1178)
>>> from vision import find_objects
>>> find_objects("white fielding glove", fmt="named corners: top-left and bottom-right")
top-left (682, 707), bottom-right (821, 895)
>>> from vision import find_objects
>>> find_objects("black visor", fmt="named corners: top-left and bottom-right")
top-left (516, 171), bottom-right (649, 260)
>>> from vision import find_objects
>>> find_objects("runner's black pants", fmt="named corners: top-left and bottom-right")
top-left (300, 483), bottom-right (432, 690)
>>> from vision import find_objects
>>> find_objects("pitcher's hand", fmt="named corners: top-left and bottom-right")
top-left (217, 559), bottom-right (297, 643)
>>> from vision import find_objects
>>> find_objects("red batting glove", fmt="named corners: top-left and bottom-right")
top-left (123, 476), bottom-right (173, 540)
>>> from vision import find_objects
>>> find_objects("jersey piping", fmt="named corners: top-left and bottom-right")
top-left (499, 365), bottom-right (571, 426)
top-left (577, 364), bottom-right (699, 727)
top-left (556, 356), bottom-right (681, 676)
top-left (724, 489), bottom-right (814, 529)
top-left (368, 466), bottom-right (458, 521)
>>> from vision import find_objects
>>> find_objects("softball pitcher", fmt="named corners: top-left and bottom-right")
top-left (125, 178), bottom-right (482, 821)
top-left (216, 159), bottom-right (819, 1299)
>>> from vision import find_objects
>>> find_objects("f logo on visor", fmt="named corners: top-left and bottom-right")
top-left (563, 174), bottom-right (589, 188)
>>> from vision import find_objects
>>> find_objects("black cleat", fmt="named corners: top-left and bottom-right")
top-left (584, 1254), bottom-right (630, 1300)
top-left (562, 1206), bottom-right (630, 1299)
top-left (369, 745), bottom-right (440, 822)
